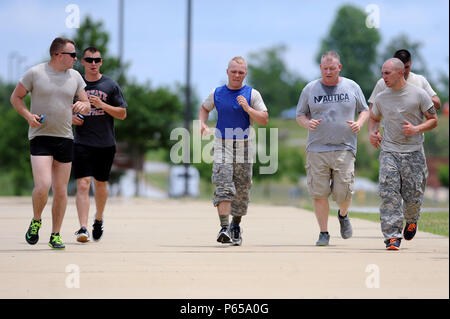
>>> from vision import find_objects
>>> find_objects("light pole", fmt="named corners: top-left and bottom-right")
top-left (183, 0), bottom-right (193, 196)
top-left (118, 0), bottom-right (124, 86)
top-left (8, 51), bottom-right (18, 83)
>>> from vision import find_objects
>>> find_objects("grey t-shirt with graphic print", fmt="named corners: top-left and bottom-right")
top-left (296, 77), bottom-right (368, 155)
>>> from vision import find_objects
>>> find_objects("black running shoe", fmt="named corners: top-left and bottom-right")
top-left (217, 226), bottom-right (231, 243)
top-left (92, 219), bottom-right (104, 241)
top-left (403, 223), bottom-right (417, 241)
top-left (25, 219), bottom-right (42, 245)
top-left (230, 223), bottom-right (242, 246)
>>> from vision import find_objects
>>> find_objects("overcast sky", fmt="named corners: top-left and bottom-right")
top-left (1, 0), bottom-right (448, 102)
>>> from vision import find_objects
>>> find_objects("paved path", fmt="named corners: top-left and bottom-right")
top-left (0, 197), bottom-right (448, 299)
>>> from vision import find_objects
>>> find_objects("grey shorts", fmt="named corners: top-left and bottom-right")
top-left (305, 150), bottom-right (355, 203)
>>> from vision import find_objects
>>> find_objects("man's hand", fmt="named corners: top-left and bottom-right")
top-left (402, 120), bottom-right (418, 136)
top-left (200, 123), bottom-right (211, 136)
top-left (308, 119), bottom-right (322, 130)
top-left (346, 120), bottom-right (362, 133)
top-left (72, 114), bottom-right (84, 126)
top-left (370, 129), bottom-right (382, 148)
top-left (237, 95), bottom-right (250, 112)
top-left (88, 95), bottom-right (104, 109)
top-left (73, 100), bottom-right (90, 114)
top-left (27, 114), bottom-right (42, 128)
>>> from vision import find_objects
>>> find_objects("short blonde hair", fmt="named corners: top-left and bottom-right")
top-left (321, 51), bottom-right (341, 64)
top-left (228, 56), bottom-right (247, 68)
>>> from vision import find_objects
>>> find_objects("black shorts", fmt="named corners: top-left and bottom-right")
top-left (73, 143), bottom-right (116, 182)
top-left (30, 136), bottom-right (73, 163)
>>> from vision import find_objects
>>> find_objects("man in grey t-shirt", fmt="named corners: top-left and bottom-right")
top-left (10, 37), bottom-right (90, 250)
top-left (296, 51), bottom-right (369, 246)
top-left (368, 58), bottom-right (437, 251)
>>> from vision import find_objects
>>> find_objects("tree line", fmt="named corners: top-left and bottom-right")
top-left (0, 5), bottom-right (448, 195)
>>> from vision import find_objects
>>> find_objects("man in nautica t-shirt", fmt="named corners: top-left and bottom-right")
top-left (296, 51), bottom-right (369, 246)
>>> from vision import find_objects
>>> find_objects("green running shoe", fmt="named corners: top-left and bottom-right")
top-left (48, 233), bottom-right (65, 250)
top-left (25, 219), bottom-right (42, 245)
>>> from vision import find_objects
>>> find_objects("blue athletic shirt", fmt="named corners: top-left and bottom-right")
top-left (214, 85), bottom-right (252, 140)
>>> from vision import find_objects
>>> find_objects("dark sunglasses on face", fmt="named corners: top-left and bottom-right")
top-left (84, 57), bottom-right (102, 63)
top-left (57, 52), bottom-right (77, 58)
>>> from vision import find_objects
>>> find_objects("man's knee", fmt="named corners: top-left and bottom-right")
top-left (33, 182), bottom-right (51, 196)
top-left (93, 180), bottom-right (108, 193)
top-left (332, 183), bottom-right (354, 203)
top-left (213, 183), bottom-right (236, 207)
top-left (77, 177), bottom-right (91, 194)
top-left (52, 185), bottom-right (68, 198)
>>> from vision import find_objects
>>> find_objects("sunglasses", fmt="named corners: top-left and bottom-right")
top-left (84, 57), bottom-right (102, 63)
top-left (57, 52), bottom-right (77, 58)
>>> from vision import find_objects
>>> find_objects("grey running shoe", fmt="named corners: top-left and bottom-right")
top-left (217, 226), bottom-right (231, 243)
top-left (338, 210), bottom-right (353, 239)
top-left (230, 223), bottom-right (242, 246)
top-left (75, 226), bottom-right (90, 243)
top-left (316, 232), bottom-right (330, 246)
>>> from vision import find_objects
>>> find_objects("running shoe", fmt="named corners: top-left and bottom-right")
top-left (230, 223), bottom-right (242, 246)
top-left (338, 210), bottom-right (353, 239)
top-left (217, 226), bottom-right (231, 244)
top-left (385, 238), bottom-right (401, 250)
top-left (92, 219), bottom-right (104, 241)
top-left (25, 218), bottom-right (42, 245)
top-left (316, 232), bottom-right (330, 246)
top-left (75, 226), bottom-right (90, 243)
top-left (48, 233), bottom-right (65, 250)
top-left (403, 223), bottom-right (417, 241)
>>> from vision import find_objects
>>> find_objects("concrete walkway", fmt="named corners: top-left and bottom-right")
top-left (0, 197), bottom-right (448, 299)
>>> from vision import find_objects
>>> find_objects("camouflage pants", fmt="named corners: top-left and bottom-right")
top-left (212, 139), bottom-right (253, 217)
top-left (378, 150), bottom-right (428, 242)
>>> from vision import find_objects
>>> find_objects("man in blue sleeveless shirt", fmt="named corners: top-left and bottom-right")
top-left (198, 56), bottom-right (268, 246)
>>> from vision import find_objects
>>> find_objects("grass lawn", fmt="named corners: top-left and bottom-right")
top-left (350, 212), bottom-right (449, 237)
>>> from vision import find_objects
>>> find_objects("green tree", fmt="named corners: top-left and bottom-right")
top-left (435, 61), bottom-right (449, 104)
top-left (316, 4), bottom-right (381, 98)
top-left (247, 45), bottom-right (307, 117)
top-left (115, 82), bottom-right (183, 195)
top-left (0, 81), bottom-right (33, 194)
top-left (438, 164), bottom-right (449, 187)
